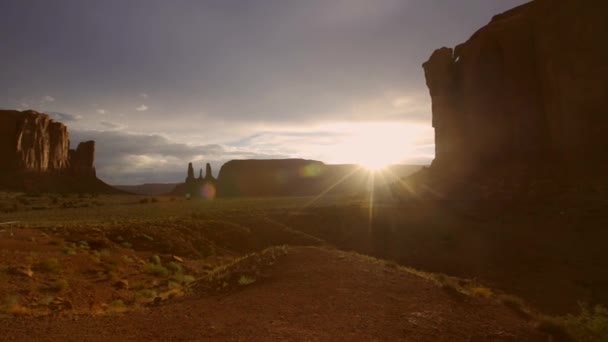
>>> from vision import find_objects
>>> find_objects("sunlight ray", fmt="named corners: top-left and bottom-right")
top-left (299, 165), bottom-right (364, 210)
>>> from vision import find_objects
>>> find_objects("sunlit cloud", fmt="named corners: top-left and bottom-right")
top-left (42, 95), bottom-right (55, 102)
top-left (136, 104), bottom-right (148, 111)
top-left (97, 109), bottom-right (107, 114)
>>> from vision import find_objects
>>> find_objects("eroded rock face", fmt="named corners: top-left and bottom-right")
top-left (423, 0), bottom-right (608, 184)
top-left (0, 109), bottom-right (110, 192)
top-left (1, 110), bottom-right (71, 173)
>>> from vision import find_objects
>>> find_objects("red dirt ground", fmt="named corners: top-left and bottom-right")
top-left (1, 247), bottom-right (548, 341)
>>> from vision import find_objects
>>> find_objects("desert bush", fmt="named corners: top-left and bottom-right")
top-left (562, 304), bottom-right (608, 342)
top-left (62, 247), bottom-right (77, 255)
top-left (238, 275), bottom-right (256, 286)
top-left (470, 286), bottom-right (493, 298)
top-left (34, 258), bottom-right (62, 273)
top-left (499, 295), bottom-right (531, 319)
top-left (166, 261), bottom-right (182, 274)
top-left (136, 289), bottom-right (157, 299)
top-left (149, 255), bottom-right (161, 265)
top-left (48, 279), bottom-right (69, 292)
top-left (110, 299), bottom-right (125, 308)
top-left (145, 263), bottom-right (169, 277)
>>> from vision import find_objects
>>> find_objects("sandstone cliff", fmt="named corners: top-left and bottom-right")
top-left (423, 0), bottom-right (608, 194)
top-left (0, 109), bottom-right (114, 193)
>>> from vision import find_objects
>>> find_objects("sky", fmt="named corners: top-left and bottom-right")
top-left (0, 0), bottom-right (529, 184)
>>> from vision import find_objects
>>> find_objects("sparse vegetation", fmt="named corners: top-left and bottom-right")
top-left (561, 304), bottom-right (608, 342)
top-left (48, 279), bottom-right (69, 292)
top-left (34, 258), bottom-right (62, 273)
top-left (145, 263), bottom-right (169, 277)
top-left (499, 295), bottom-right (532, 319)
top-left (238, 275), bottom-right (256, 286)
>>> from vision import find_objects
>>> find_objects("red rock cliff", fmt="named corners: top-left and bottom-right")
top-left (423, 0), bottom-right (608, 183)
top-left (0, 110), bottom-right (111, 192)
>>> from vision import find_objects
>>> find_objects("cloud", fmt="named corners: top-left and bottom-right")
top-left (140, 93), bottom-right (149, 99)
top-left (69, 129), bottom-right (288, 184)
top-left (97, 109), bottom-right (107, 114)
top-left (48, 112), bottom-right (83, 122)
top-left (136, 104), bottom-right (148, 111)
top-left (42, 95), bottom-right (55, 102)
top-left (99, 121), bottom-right (127, 131)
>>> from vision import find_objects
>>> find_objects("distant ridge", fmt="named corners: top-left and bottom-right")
top-left (169, 159), bottom-right (423, 198)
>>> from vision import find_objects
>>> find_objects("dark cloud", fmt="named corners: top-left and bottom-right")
top-left (0, 0), bottom-right (527, 183)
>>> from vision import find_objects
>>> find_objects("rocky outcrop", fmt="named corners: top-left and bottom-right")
top-left (171, 162), bottom-right (218, 199)
top-left (0, 109), bottom-right (113, 193)
top-left (1, 110), bottom-right (69, 173)
top-left (69, 141), bottom-right (96, 177)
top-left (423, 0), bottom-right (608, 194)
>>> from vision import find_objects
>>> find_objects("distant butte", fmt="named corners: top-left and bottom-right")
top-left (0, 109), bottom-right (116, 193)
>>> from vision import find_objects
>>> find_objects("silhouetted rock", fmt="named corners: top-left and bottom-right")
top-left (422, 0), bottom-right (608, 196)
top-left (70, 141), bottom-right (96, 177)
top-left (0, 109), bottom-right (116, 193)
top-left (187, 163), bottom-right (195, 181)
top-left (215, 159), bottom-right (421, 198)
top-left (172, 162), bottom-right (217, 199)
top-left (205, 163), bottom-right (213, 180)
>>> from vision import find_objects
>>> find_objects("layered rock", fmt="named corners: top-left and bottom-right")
top-left (0, 109), bottom-right (112, 192)
top-left (423, 0), bottom-right (608, 192)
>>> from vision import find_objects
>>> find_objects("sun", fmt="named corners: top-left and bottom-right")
top-left (324, 122), bottom-right (421, 170)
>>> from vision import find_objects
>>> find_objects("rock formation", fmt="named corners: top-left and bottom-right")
top-left (422, 0), bottom-right (608, 195)
top-left (172, 162), bottom-right (218, 199)
top-left (215, 159), bottom-right (421, 198)
top-left (0, 109), bottom-right (114, 193)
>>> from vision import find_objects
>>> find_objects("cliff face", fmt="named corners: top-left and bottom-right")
top-left (13, 111), bottom-right (71, 172)
top-left (0, 109), bottom-right (111, 192)
top-left (423, 0), bottom-right (608, 184)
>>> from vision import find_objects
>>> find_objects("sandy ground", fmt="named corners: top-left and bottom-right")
top-left (1, 247), bottom-right (547, 341)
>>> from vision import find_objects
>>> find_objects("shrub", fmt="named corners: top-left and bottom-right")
top-left (145, 263), bottom-right (169, 277)
top-left (238, 275), bottom-right (256, 286)
top-left (563, 304), bottom-right (608, 342)
top-left (35, 258), bottom-right (62, 273)
top-left (48, 279), bottom-right (69, 292)
top-left (499, 295), bottom-right (531, 319)
top-left (149, 255), bottom-right (161, 265)
top-left (470, 286), bottom-right (493, 298)
top-left (166, 261), bottom-right (182, 274)
top-left (110, 299), bottom-right (125, 308)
